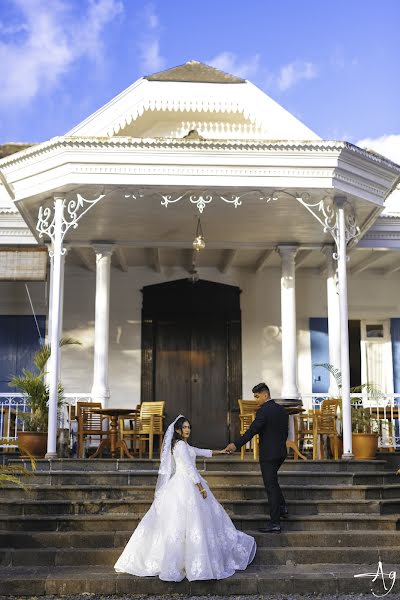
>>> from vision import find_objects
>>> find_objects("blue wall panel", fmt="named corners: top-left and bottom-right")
top-left (310, 317), bottom-right (330, 393)
top-left (390, 318), bottom-right (400, 394)
top-left (0, 316), bottom-right (46, 392)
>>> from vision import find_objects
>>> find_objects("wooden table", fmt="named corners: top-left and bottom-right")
top-left (90, 408), bottom-right (138, 459)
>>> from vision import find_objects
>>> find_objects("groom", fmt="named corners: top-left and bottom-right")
top-left (224, 382), bottom-right (289, 533)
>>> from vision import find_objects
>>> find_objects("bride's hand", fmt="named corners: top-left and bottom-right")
top-left (196, 483), bottom-right (207, 499)
top-left (213, 449), bottom-right (228, 455)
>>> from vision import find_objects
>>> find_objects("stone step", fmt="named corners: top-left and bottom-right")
top-left (9, 457), bottom-right (387, 472)
top-left (1, 496), bottom-right (398, 517)
top-left (1, 545), bottom-right (400, 568)
top-left (2, 482), bottom-right (400, 501)
top-left (2, 529), bottom-right (400, 549)
top-left (11, 469), bottom-right (400, 486)
top-left (1, 512), bottom-right (398, 532)
top-left (0, 564), bottom-right (396, 596)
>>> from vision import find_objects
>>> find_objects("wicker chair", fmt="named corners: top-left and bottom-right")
top-left (76, 402), bottom-right (109, 459)
top-left (312, 399), bottom-right (341, 460)
top-left (238, 399), bottom-right (259, 460)
top-left (137, 401), bottom-right (165, 460)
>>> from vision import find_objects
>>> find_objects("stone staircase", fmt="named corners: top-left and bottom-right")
top-left (0, 456), bottom-right (399, 596)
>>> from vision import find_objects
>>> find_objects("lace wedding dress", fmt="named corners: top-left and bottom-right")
top-left (114, 440), bottom-right (256, 581)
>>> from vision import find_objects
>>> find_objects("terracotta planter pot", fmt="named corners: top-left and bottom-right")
top-left (351, 433), bottom-right (378, 460)
top-left (18, 431), bottom-right (47, 458)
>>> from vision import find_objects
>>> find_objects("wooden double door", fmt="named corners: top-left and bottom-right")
top-left (141, 280), bottom-right (242, 448)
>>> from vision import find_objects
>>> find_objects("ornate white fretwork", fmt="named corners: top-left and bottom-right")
top-left (36, 193), bottom-right (105, 254)
top-left (295, 193), bottom-right (360, 248)
top-left (159, 191), bottom-right (243, 214)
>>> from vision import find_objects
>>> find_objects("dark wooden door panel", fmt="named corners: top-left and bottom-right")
top-left (191, 318), bottom-right (228, 447)
top-left (154, 320), bottom-right (191, 425)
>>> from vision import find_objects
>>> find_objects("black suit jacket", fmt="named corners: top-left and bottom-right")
top-left (234, 400), bottom-right (288, 461)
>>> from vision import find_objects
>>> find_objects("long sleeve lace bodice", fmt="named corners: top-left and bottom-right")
top-left (173, 441), bottom-right (212, 484)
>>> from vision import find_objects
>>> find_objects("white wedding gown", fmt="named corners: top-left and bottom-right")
top-left (114, 440), bottom-right (256, 581)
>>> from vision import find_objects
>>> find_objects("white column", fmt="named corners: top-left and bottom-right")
top-left (324, 247), bottom-right (341, 395)
top-left (278, 245), bottom-right (300, 398)
top-left (91, 244), bottom-right (114, 407)
top-left (46, 197), bottom-right (65, 459)
top-left (46, 254), bottom-right (53, 346)
top-left (336, 197), bottom-right (353, 459)
top-left (47, 249), bottom-right (67, 379)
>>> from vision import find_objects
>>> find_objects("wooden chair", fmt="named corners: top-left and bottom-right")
top-left (238, 399), bottom-right (259, 460)
top-left (137, 401), bottom-right (165, 460)
top-left (312, 399), bottom-right (341, 460)
top-left (76, 402), bottom-right (109, 459)
top-left (293, 411), bottom-right (314, 460)
top-left (119, 409), bottom-right (140, 458)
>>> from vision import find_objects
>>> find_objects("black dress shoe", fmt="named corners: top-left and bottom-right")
top-left (280, 507), bottom-right (289, 519)
top-left (258, 524), bottom-right (281, 533)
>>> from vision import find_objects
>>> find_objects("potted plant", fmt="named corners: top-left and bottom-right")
top-left (350, 399), bottom-right (380, 459)
top-left (9, 337), bottom-right (80, 458)
top-left (314, 363), bottom-right (381, 460)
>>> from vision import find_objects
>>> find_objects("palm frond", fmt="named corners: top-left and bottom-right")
top-left (350, 383), bottom-right (385, 398)
top-left (0, 474), bottom-right (29, 490)
top-left (34, 338), bottom-right (80, 372)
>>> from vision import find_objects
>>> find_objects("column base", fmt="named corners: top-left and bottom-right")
top-left (45, 452), bottom-right (58, 460)
top-left (341, 452), bottom-right (355, 460)
top-left (281, 389), bottom-right (300, 399)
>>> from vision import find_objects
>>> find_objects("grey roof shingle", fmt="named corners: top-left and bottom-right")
top-left (144, 60), bottom-right (246, 84)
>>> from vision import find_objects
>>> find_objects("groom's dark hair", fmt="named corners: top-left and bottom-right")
top-left (252, 382), bottom-right (270, 395)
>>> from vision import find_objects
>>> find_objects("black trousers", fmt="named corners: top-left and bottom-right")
top-left (260, 457), bottom-right (286, 525)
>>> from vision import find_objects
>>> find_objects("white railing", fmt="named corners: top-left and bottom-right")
top-left (0, 393), bottom-right (93, 447)
top-left (302, 393), bottom-right (400, 449)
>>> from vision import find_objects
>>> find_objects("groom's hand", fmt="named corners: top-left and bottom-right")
top-left (224, 443), bottom-right (237, 454)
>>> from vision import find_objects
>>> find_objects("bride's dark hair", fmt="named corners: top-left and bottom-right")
top-left (171, 416), bottom-right (191, 450)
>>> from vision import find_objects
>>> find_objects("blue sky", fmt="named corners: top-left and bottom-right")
top-left (0, 0), bottom-right (399, 161)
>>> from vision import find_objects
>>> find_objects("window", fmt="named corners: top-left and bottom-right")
top-left (366, 324), bottom-right (384, 339)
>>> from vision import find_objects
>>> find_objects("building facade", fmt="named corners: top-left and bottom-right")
top-left (1, 61), bottom-right (400, 450)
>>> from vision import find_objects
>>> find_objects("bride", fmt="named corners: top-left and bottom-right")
top-left (114, 415), bottom-right (256, 581)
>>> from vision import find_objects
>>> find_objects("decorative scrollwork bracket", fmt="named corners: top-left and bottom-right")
top-left (295, 192), bottom-right (360, 261)
top-left (36, 193), bottom-right (105, 256)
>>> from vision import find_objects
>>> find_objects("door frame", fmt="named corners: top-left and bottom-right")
top-left (140, 279), bottom-right (242, 441)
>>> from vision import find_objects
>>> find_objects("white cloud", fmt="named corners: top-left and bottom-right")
top-left (276, 60), bottom-right (317, 91)
top-left (356, 134), bottom-right (400, 165)
top-left (79, 0), bottom-right (123, 61)
top-left (137, 3), bottom-right (165, 74)
top-left (0, 0), bottom-right (123, 109)
top-left (209, 51), bottom-right (261, 79)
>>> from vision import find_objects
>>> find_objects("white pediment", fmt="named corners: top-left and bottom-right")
top-left (67, 61), bottom-right (320, 141)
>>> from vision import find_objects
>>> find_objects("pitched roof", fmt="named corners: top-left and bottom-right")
top-left (144, 60), bottom-right (246, 84)
top-left (0, 143), bottom-right (36, 159)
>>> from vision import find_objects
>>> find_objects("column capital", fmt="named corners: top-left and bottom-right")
top-left (277, 245), bottom-right (298, 258)
top-left (92, 243), bottom-right (115, 258)
top-left (334, 195), bottom-right (348, 209)
top-left (321, 244), bottom-right (335, 258)
top-left (321, 245), bottom-right (336, 270)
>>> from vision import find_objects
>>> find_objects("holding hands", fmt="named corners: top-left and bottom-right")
top-left (212, 444), bottom-right (237, 455)
top-left (224, 443), bottom-right (237, 455)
